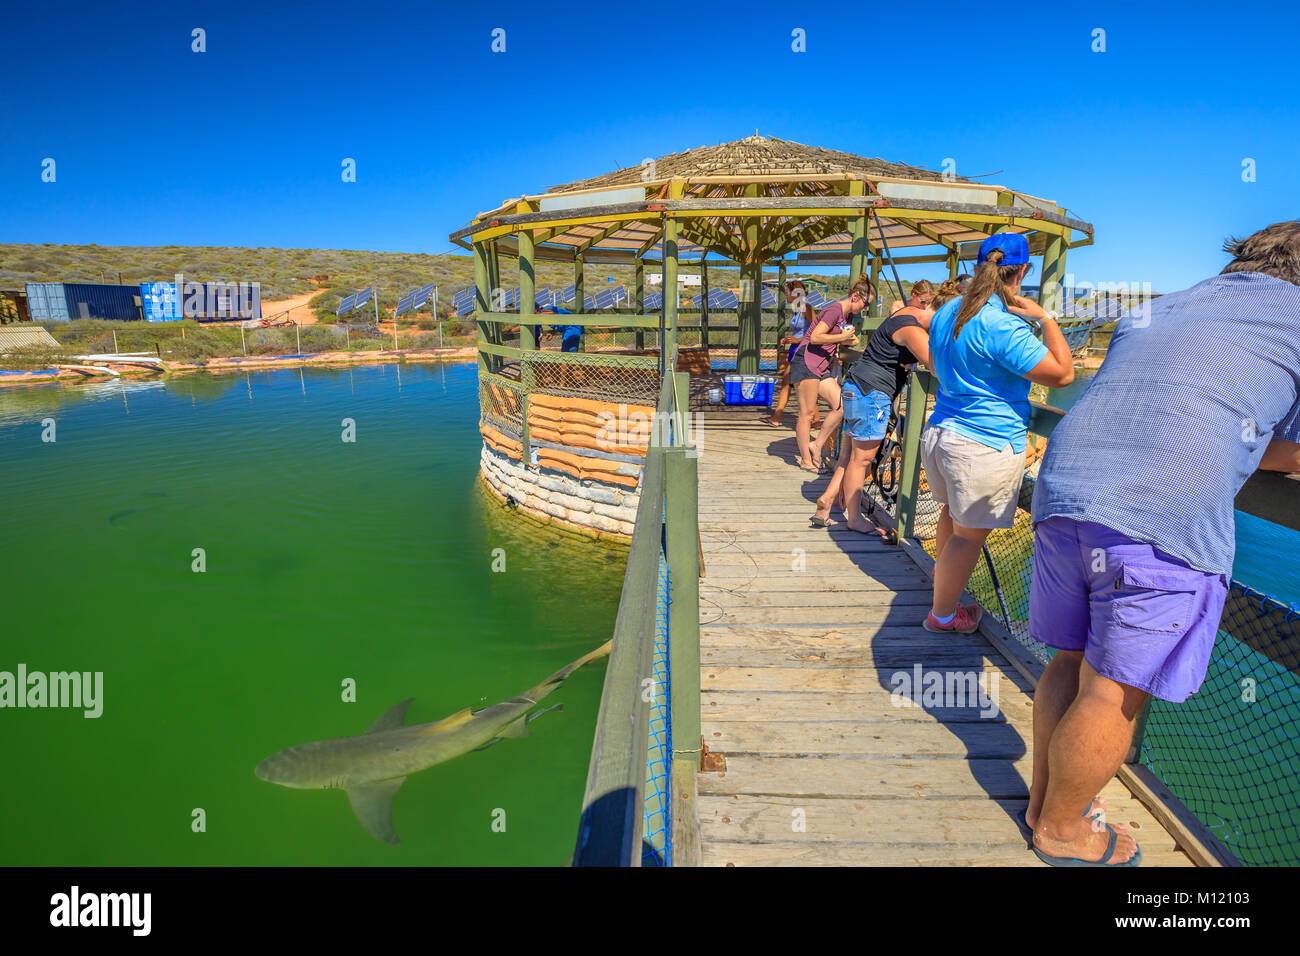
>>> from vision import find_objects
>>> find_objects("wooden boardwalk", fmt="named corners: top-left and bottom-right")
top-left (692, 407), bottom-right (1193, 866)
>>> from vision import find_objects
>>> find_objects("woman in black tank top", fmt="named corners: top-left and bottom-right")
top-left (811, 300), bottom-right (934, 531)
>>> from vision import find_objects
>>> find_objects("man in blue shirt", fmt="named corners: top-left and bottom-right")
top-left (1025, 220), bottom-right (1300, 867)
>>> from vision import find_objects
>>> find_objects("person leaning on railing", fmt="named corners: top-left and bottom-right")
top-left (1021, 219), bottom-right (1300, 868)
top-left (761, 279), bottom-right (821, 430)
top-left (922, 233), bottom-right (1074, 636)
top-left (791, 276), bottom-right (873, 472)
top-left (811, 281), bottom-right (939, 529)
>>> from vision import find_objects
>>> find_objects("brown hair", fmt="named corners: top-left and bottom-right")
top-left (849, 273), bottom-right (876, 302)
top-left (1221, 220), bottom-right (1300, 286)
top-left (953, 250), bottom-right (1028, 340)
top-left (786, 278), bottom-right (807, 293)
top-left (930, 278), bottom-right (961, 310)
top-left (910, 279), bottom-right (934, 299)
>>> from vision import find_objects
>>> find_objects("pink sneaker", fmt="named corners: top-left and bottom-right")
top-left (923, 604), bottom-right (982, 634)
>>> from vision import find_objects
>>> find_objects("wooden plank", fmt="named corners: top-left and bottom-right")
top-left (702, 719), bottom-right (1026, 757)
top-left (700, 689), bottom-right (1025, 726)
top-left (700, 754), bottom-right (1033, 800)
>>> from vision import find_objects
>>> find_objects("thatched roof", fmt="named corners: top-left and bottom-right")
top-left (546, 134), bottom-right (965, 193)
top-left (450, 134), bottom-right (1091, 265)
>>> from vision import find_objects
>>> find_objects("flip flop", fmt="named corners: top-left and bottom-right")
top-left (1030, 822), bottom-right (1141, 867)
top-left (1016, 801), bottom-right (1108, 847)
top-left (809, 515), bottom-right (830, 528)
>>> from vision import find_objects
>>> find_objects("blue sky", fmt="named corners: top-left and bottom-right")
top-left (2, 0), bottom-right (1296, 292)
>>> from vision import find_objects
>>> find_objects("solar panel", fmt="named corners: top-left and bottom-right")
top-left (717, 291), bottom-right (739, 309)
top-left (395, 293), bottom-right (414, 316)
top-left (559, 284), bottom-right (576, 303)
top-left (337, 293), bottom-right (357, 316)
top-left (456, 300), bottom-right (475, 317)
top-left (805, 290), bottom-right (826, 308)
top-left (583, 296), bottom-right (595, 310)
top-left (452, 285), bottom-right (475, 308)
top-left (352, 287), bottom-right (373, 312)
top-left (644, 292), bottom-right (663, 310)
top-left (760, 288), bottom-right (776, 308)
top-left (593, 289), bottom-right (616, 309)
top-left (411, 283), bottom-right (434, 310)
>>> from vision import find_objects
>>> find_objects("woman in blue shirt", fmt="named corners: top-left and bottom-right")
top-left (921, 233), bottom-right (1074, 635)
top-left (760, 280), bottom-right (820, 429)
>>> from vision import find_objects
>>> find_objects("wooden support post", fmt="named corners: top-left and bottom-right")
top-left (635, 258), bottom-right (646, 351)
top-left (947, 250), bottom-right (959, 280)
top-left (473, 240), bottom-right (492, 376)
top-left (895, 370), bottom-right (938, 542)
top-left (518, 224), bottom-right (536, 464)
top-left (574, 256), bottom-right (585, 314)
top-left (870, 255), bottom-right (882, 317)
top-left (1039, 232), bottom-right (1067, 315)
top-left (737, 183), bottom-right (761, 374)
top-left (776, 260), bottom-right (787, 328)
top-left (663, 217), bottom-right (679, 366)
top-left (848, 180), bottom-right (869, 282)
top-left (700, 258), bottom-right (710, 350)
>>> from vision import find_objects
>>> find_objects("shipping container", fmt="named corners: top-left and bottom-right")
top-left (60, 283), bottom-right (142, 321)
top-left (25, 283), bottom-right (69, 322)
top-left (140, 281), bottom-right (182, 322)
top-left (173, 280), bottom-right (262, 320)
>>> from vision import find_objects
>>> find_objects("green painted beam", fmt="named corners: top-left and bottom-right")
top-left (896, 370), bottom-right (939, 542)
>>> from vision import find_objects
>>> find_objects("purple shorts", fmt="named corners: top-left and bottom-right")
top-left (1028, 516), bottom-right (1229, 702)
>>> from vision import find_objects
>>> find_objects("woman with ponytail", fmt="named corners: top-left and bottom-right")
top-left (790, 275), bottom-right (872, 472)
top-left (920, 233), bottom-right (1074, 634)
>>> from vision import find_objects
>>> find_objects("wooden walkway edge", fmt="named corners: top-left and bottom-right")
top-left (692, 409), bottom-right (1193, 867)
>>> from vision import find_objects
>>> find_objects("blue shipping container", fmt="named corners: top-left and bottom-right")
top-left (60, 283), bottom-right (141, 321)
top-left (175, 280), bottom-right (262, 320)
top-left (24, 282), bottom-right (69, 322)
top-left (140, 281), bottom-right (182, 322)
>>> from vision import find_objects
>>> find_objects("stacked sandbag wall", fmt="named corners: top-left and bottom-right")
top-left (478, 391), bottom-right (654, 541)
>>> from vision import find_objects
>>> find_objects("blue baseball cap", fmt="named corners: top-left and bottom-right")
top-left (977, 233), bottom-right (1030, 266)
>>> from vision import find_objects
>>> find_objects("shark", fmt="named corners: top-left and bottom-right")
top-left (254, 640), bottom-right (612, 845)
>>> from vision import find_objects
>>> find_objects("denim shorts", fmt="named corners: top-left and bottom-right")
top-left (1028, 516), bottom-right (1229, 702)
top-left (841, 383), bottom-right (891, 442)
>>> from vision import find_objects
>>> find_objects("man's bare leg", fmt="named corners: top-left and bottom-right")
top-left (1027, 650), bottom-right (1082, 828)
top-left (1032, 659), bottom-right (1145, 863)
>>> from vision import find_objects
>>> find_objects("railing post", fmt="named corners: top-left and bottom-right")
top-left (700, 258), bottom-right (710, 350)
top-left (664, 445), bottom-right (702, 865)
top-left (895, 370), bottom-right (937, 542)
top-left (518, 219), bottom-right (536, 464)
top-left (473, 240), bottom-right (492, 376)
top-left (663, 187), bottom-right (681, 366)
top-left (635, 258), bottom-right (646, 351)
top-left (1126, 700), bottom-right (1153, 764)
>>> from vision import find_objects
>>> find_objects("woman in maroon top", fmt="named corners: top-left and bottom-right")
top-left (791, 276), bottom-right (874, 471)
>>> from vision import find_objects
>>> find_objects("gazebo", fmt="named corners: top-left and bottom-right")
top-left (449, 134), bottom-right (1094, 375)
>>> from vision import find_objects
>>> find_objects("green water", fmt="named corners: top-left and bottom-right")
top-left (0, 363), bottom-right (624, 865)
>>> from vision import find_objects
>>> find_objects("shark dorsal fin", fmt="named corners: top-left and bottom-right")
top-left (365, 698), bottom-right (414, 735)
top-left (346, 777), bottom-right (406, 845)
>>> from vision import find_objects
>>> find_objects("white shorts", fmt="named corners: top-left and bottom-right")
top-left (920, 425), bottom-right (1025, 530)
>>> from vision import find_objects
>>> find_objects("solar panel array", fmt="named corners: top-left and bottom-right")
top-left (411, 282), bottom-right (435, 310)
top-left (352, 287), bottom-right (373, 313)
top-left (337, 293), bottom-right (357, 316)
top-left (644, 291), bottom-right (663, 310)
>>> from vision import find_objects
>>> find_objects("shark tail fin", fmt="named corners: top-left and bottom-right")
top-left (521, 640), bottom-right (614, 703)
